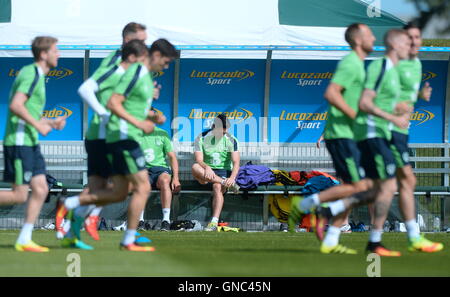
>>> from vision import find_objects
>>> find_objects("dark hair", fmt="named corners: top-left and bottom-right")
top-left (148, 38), bottom-right (179, 59)
top-left (121, 39), bottom-right (148, 61)
top-left (122, 22), bottom-right (146, 40)
top-left (212, 114), bottom-right (231, 129)
top-left (403, 21), bottom-right (421, 31)
top-left (384, 28), bottom-right (408, 50)
top-left (345, 23), bottom-right (363, 48)
top-left (31, 36), bottom-right (58, 61)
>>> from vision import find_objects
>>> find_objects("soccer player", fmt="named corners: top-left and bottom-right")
top-left (139, 126), bottom-right (181, 231)
top-left (191, 114), bottom-right (240, 231)
top-left (57, 39), bottom-right (150, 246)
top-left (98, 22), bottom-right (147, 70)
top-left (0, 36), bottom-right (66, 252)
top-left (289, 23), bottom-right (377, 254)
top-left (79, 22), bottom-right (148, 235)
top-left (314, 29), bottom-right (412, 256)
top-left (389, 23), bottom-right (442, 252)
top-left (56, 39), bottom-right (178, 251)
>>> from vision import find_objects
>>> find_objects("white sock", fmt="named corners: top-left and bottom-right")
top-left (89, 206), bottom-right (103, 217)
top-left (369, 229), bottom-right (383, 243)
top-left (405, 219), bottom-right (420, 239)
top-left (17, 223), bottom-right (34, 245)
top-left (211, 217), bottom-right (219, 224)
top-left (64, 196), bottom-right (80, 210)
top-left (122, 229), bottom-right (136, 246)
top-left (162, 208), bottom-right (171, 223)
top-left (139, 211), bottom-right (144, 222)
top-left (323, 226), bottom-right (341, 247)
top-left (328, 200), bottom-right (346, 216)
top-left (299, 193), bottom-right (320, 212)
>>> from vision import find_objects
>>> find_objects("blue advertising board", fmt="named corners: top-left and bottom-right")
top-left (268, 59), bottom-right (334, 143)
top-left (176, 59), bottom-right (265, 142)
top-left (0, 56), bottom-right (447, 143)
top-left (0, 57), bottom-right (83, 141)
top-left (409, 60), bottom-right (447, 143)
top-left (88, 57), bottom-right (174, 136)
top-left (268, 59), bottom-right (448, 143)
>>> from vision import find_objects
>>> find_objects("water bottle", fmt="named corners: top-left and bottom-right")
top-left (433, 217), bottom-right (441, 232)
top-left (383, 220), bottom-right (391, 232)
top-left (394, 220), bottom-right (400, 232)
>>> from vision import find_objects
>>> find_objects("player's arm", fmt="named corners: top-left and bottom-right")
top-left (9, 92), bottom-right (52, 136)
top-left (147, 108), bottom-right (166, 124)
top-left (107, 93), bottom-right (154, 134)
top-left (324, 83), bottom-right (357, 119)
top-left (224, 151), bottom-right (240, 187)
top-left (316, 133), bottom-right (324, 149)
top-left (224, 137), bottom-right (240, 187)
top-left (78, 79), bottom-right (109, 117)
top-left (358, 89), bottom-right (409, 129)
top-left (167, 151), bottom-right (181, 193)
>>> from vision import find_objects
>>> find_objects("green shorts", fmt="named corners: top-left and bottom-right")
top-left (106, 140), bottom-right (146, 176)
top-left (357, 138), bottom-right (396, 180)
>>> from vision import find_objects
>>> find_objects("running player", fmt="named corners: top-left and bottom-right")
top-left (80, 22), bottom-right (148, 234)
top-left (0, 36), bottom-right (66, 252)
top-left (314, 29), bottom-right (412, 256)
top-left (56, 39), bottom-right (178, 251)
top-left (288, 23), bottom-right (377, 254)
top-left (191, 114), bottom-right (240, 231)
top-left (98, 22), bottom-right (147, 70)
top-left (139, 126), bottom-right (181, 231)
top-left (56, 39), bottom-right (150, 247)
top-left (389, 22), bottom-right (443, 252)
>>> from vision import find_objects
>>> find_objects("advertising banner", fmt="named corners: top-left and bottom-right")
top-left (88, 58), bottom-right (174, 136)
top-left (176, 59), bottom-right (265, 142)
top-left (268, 59), bottom-right (448, 143)
top-left (0, 57), bottom-right (83, 141)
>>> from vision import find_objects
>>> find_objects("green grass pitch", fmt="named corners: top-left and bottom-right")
top-left (0, 230), bottom-right (449, 277)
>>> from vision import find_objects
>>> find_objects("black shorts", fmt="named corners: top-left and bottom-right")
top-left (3, 145), bottom-right (46, 185)
top-left (390, 131), bottom-right (410, 168)
top-left (213, 169), bottom-right (232, 179)
top-left (325, 138), bottom-right (364, 183)
top-left (148, 166), bottom-right (172, 188)
top-left (85, 139), bottom-right (112, 178)
top-left (357, 138), bottom-right (396, 180)
top-left (106, 140), bottom-right (146, 176)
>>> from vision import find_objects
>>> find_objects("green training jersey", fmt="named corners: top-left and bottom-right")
top-left (194, 130), bottom-right (239, 170)
top-left (138, 127), bottom-right (173, 168)
top-left (393, 58), bottom-right (422, 135)
top-left (98, 49), bottom-right (122, 70)
top-left (106, 62), bottom-right (154, 143)
top-left (323, 51), bottom-right (366, 140)
top-left (85, 65), bottom-right (125, 140)
top-left (4, 63), bottom-right (46, 146)
top-left (354, 57), bottom-right (401, 141)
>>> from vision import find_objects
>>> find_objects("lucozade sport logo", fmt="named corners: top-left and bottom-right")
top-left (151, 71), bottom-right (165, 78)
top-left (280, 71), bottom-right (333, 87)
top-left (279, 110), bottom-right (328, 130)
top-left (188, 108), bottom-right (254, 123)
top-left (8, 67), bottom-right (74, 80)
top-left (422, 71), bottom-right (437, 81)
top-left (189, 69), bottom-right (255, 85)
top-left (410, 109), bottom-right (435, 126)
top-left (42, 106), bottom-right (73, 118)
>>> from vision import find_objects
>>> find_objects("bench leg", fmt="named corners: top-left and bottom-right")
top-left (263, 194), bottom-right (269, 231)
